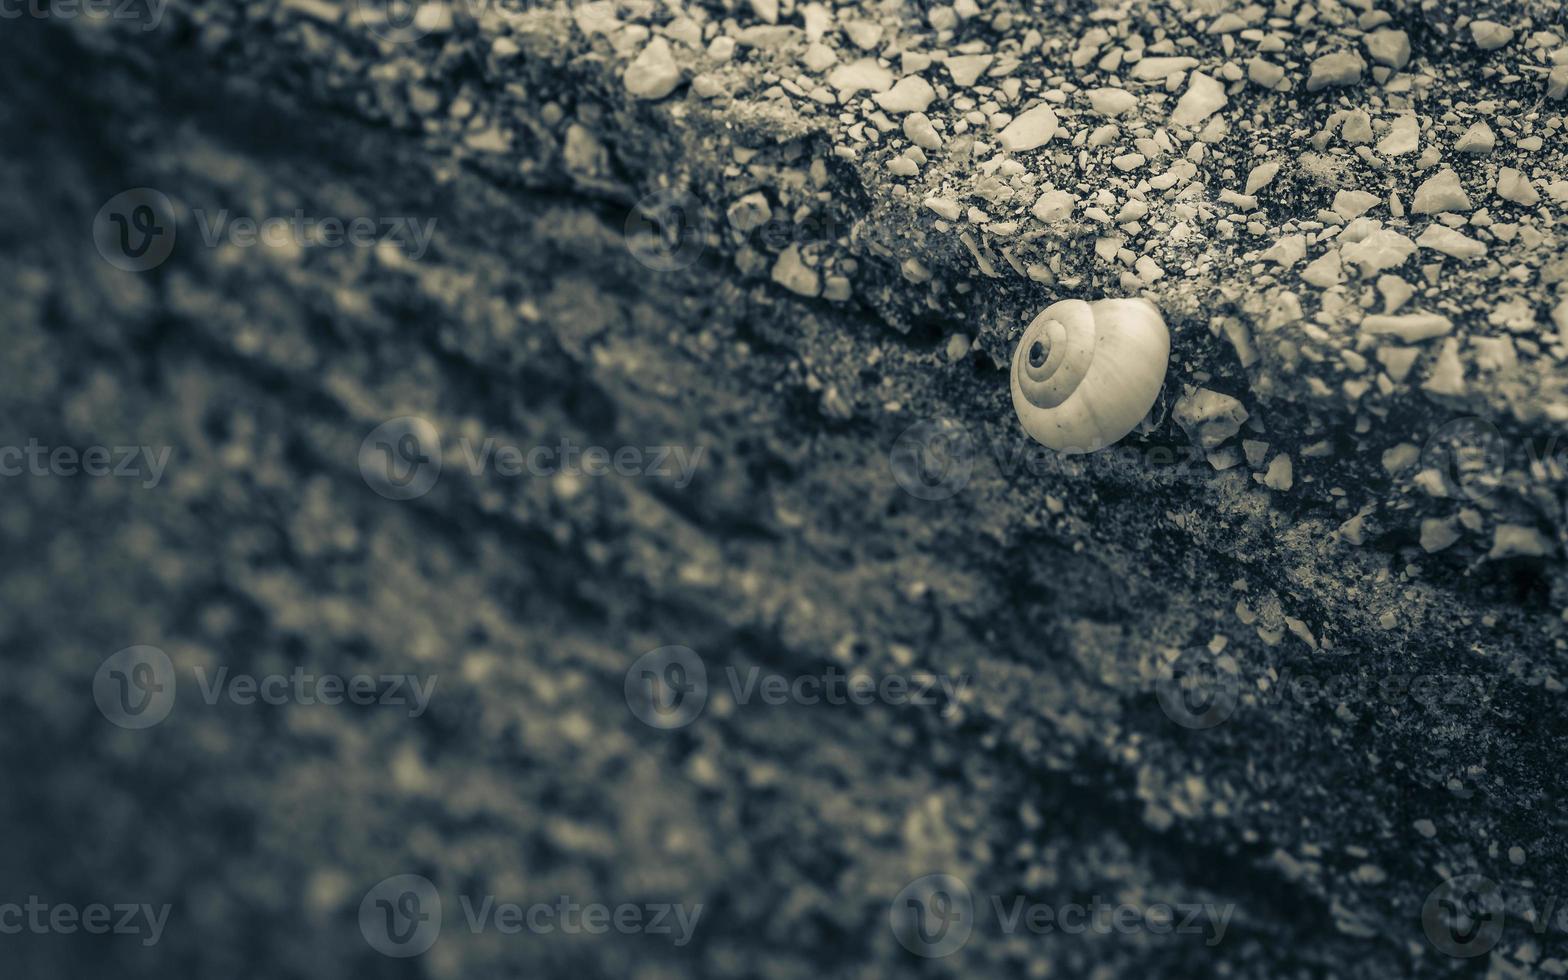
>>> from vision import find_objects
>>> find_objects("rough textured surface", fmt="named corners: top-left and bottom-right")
top-left (4, 0), bottom-right (1568, 977)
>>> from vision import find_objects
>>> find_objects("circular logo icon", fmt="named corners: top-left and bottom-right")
top-left (1422, 875), bottom-right (1503, 958)
top-left (353, 0), bottom-right (440, 42)
top-left (360, 874), bottom-right (442, 957)
top-left (93, 645), bottom-right (177, 729)
top-left (1155, 647), bottom-right (1240, 730)
top-left (890, 874), bottom-right (973, 958)
top-left (1421, 417), bottom-right (1507, 503)
top-left (93, 189), bottom-right (177, 272)
top-left (624, 190), bottom-right (711, 273)
top-left (359, 417), bottom-right (442, 500)
top-left (624, 646), bottom-right (708, 730)
top-left (889, 419), bottom-right (974, 501)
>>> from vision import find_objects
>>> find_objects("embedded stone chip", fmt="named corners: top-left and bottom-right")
top-left (903, 112), bottom-right (943, 149)
top-left (1306, 51), bottom-right (1366, 91)
top-left (1173, 389), bottom-right (1250, 450)
top-left (1128, 56), bottom-right (1199, 81)
top-left (1417, 225), bottom-right (1487, 259)
top-left (1360, 313), bottom-right (1454, 342)
top-left (997, 103), bottom-right (1059, 152)
top-left (1332, 190), bottom-right (1380, 221)
top-left (771, 245), bottom-right (820, 297)
top-left (1247, 57), bottom-right (1286, 88)
top-left (828, 59), bottom-right (893, 95)
top-left (1377, 114), bottom-right (1420, 156)
top-left (1364, 28), bottom-right (1411, 69)
top-left (1170, 72), bottom-right (1227, 128)
top-left (1086, 88), bottom-right (1139, 118)
top-left (1341, 229), bottom-right (1417, 274)
top-left (1496, 168), bottom-right (1540, 206)
top-left (1031, 189), bottom-right (1076, 222)
top-left (1411, 169), bottom-right (1472, 214)
top-left (945, 54), bottom-right (993, 87)
top-left (1245, 161), bottom-right (1281, 195)
top-left (1456, 121), bottom-right (1495, 156)
top-left (624, 37), bottom-right (682, 100)
top-left (1469, 20), bottom-right (1515, 51)
top-left (873, 76), bottom-right (936, 113)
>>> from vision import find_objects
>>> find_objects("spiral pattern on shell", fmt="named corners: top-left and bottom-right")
top-left (1010, 298), bottom-right (1171, 454)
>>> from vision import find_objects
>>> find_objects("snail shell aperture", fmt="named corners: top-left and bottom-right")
top-left (1010, 298), bottom-right (1171, 454)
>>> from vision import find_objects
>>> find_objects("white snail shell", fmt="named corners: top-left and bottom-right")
top-left (1010, 298), bottom-right (1170, 454)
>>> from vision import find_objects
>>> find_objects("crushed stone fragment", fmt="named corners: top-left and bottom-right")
top-left (1247, 57), bottom-right (1286, 88)
top-left (1421, 338), bottom-right (1466, 396)
top-left (1244, 161), bottom-right (1281, 195)
top-left (1361, 313), bottom-right (1454, 342)
top-left (1417, 225), bottom-right (1486, 259)
top-left (1456, 121), bottom-right (1495, 156)
top-left (1332, 190), bottom-right (1380, 221)
top-left (1307, 51), bottom-right (1366, 92)
top-left (1420, 519), bottom-right (1461, 553)
top-left (1174, 389), bottom-right (1249, 450)
top-left (1341, 230), bottom-right (1416, 274)
top-left (1378, 275), bottom-right (1416, 313)
top-left (1364, 28), bottom-right (1411, 70)
top-left (1496, 168), bottom-right (1540, 206)
top-left (945, 54), bottom-right (993, 87)
top-left (1411, 169), bottom-right (1473, 214)
top-left (1341, 110), bottom-right (1373, 143)
top-left (923, 197), bottom-right (961, 221)
top-left (1377, 346), bottom-right (1420, 381)
top-left (1086, 87), bottom-right (1139, 118)
top-left (1128, 56), bottom-right (1199, 81)
top-left (1264, 234), bottom-right (1307, 268)
top-left (1488, 525), bottom-right (1552, 560)
top-left (1378, 114), bottom-right (1419, 156)
top-left (1302, 249), bottom-right (1343, 288)
top-left (997, 103), bottom-right (1059, 151)
top-left (771, 245), bottom-right (820, 297)
top-left (624, 37), bottom-right (682, 100)
top-left (727, 192), bottom-right (772, 232)
top-left (903, 113), bottom-right (942, 149)
top-left (873, 76), bottom-right (936, 114)
top-left (843, 19), bottom-right (882, 50)
top-left (828, 59), bottom-right (893, 95)
top-left (1550, 65), bottom-right (1568, 100)
top-left (1170, 72), bottom-right (1227, 128)
top-left (1469, 20), bottom-right (1515, 51)
top-left (1263, 454), bottom-right (1293, 491)
top-left (1031, 189), bottom-right (1076, 222)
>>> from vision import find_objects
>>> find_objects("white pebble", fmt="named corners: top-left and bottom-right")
top-left (1170, 72), bottom-right (1227, 127)
top-left (624, 38), bottom-right (682, 100)
top-left (1411, 169), bottom-right (1473, 213)
top-left (997, 104), bottom-right (1059, 152)
top-left (873, 76), bottom-right (936, 114)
